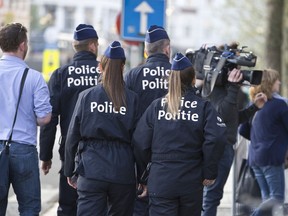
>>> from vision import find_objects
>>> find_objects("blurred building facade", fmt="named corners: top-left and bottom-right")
top-left (0, 0), bottom-right (30, 27)
top-left (0, 0), bottom-right (266, 72)
top-left (28, 0), bottom-right (122, 68)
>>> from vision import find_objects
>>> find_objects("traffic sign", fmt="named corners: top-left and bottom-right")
top-left (42, 49), bottom-right (60, 82)
top-left (121, 0), bottom-right (166, 41)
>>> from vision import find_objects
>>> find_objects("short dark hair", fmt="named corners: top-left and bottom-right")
top-left (0, 23), bottom-right (28, 52)
top-left (72, 38), bottom-right (97, 52)
top-left (145, 38), bottom-right (170, 56)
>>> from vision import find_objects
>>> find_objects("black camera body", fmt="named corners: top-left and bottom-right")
top-left (186, 45), bottom-right (263, 97)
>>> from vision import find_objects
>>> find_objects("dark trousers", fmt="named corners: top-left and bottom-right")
top-left (149, 189), bottom-right (203, 216)
top-left (57, 162), bottom-right (78, 216)
top-left (77, 176), bottom-right (135, 216)
top-left (133, 196), bottom-right (149, 216)
top-left (202, 144), bottom-right (234, 216)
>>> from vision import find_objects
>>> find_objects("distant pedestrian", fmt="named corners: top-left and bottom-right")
top-left (240, 68), bottom-right (288, 216)
top-left (64, 41), bottom-right (139, 216)
top-left (133, 53), bottom-right (227, 216)
top-left (39, 23), bottom-right (100, 216)
top-left (0, 22), bottom-right (52, 215)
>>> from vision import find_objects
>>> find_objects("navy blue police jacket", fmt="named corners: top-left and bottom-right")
top-left (133, 87), bottom-right (227, 197)
top-left (64, 84), bottom-right (140, 185)
top-left (124, 53), bottom-right (171, 116)
top-left (40, 51), bottom-right (100, 161)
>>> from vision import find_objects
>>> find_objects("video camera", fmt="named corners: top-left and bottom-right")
top-left (186, 44), bottom-right (263, 97)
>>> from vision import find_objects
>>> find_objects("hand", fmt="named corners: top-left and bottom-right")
top-left (203, 179), bottom-right (216, 186)
top-left (137, 184), bottom-right (148, 198)
top-left (41, 160), bottom-right (52, 175)
top-left (227, 68), bottom-right (243, 83)
top-left (253, 92), bottom-right (267, 109)
top-left (196, 79), bottom-right (204, 88)
top-left (67, 176), bottom-right (78, 189)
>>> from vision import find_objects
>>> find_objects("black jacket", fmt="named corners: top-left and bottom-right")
top-left (40, 51), bottom-right (100, 161)
top-left (133, 87), bottom-right (227, 197)
top-left (124, 53), bottom-right (171, 116)
top-left (208, 84), bottom-right (258, 145)
top-left (64, 84), bottom-right (140, 184)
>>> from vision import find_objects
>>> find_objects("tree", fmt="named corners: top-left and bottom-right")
top-left (265, 0), bottom-right (288, 97)
top-left (281, 1), bottom-right (288, 97)
top-left (224, 0), bottom-right (268, 69)
top-left (265, 0), bottom-right (283, 73)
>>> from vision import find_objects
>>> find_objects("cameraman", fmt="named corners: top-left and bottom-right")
top-left (197, 66), bottom-right (267, 216)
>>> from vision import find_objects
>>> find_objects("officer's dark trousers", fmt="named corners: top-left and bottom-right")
top-left (58, 162), bottom-right (78, 216)
top-left (149, 189), bottom-right (203, 216)
top-left (77, 176), bottom-right (135, 216)
top-left (133, 196), bottom-right (149, 216)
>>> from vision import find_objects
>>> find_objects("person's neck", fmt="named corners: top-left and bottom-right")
top-left (3, 52), bottom-right (24, 60)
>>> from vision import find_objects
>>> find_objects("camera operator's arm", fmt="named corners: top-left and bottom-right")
top-left (208, 69), bottom-right (243, 145)
top-left (215, 69), bottom-right (243, 122)
top-left (227, 68), bottom-right (243, 83)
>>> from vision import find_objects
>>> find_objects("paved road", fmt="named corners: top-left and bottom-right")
top-left (40, 173), bottom-right (234, 216)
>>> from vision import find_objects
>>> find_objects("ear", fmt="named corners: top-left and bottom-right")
top-left (19, 41), bottom-right (26, 52)
top-left (88, 41), bottom-right (95, 52)
top-left (163, 44), bottom-right (170, 57)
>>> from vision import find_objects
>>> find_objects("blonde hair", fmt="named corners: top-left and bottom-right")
top-left (249, 68), bottom-right (279, 101)
top-left (165, 66), bottom-right (195, 117)
top-left (166, 70), bottom-right (182, 115)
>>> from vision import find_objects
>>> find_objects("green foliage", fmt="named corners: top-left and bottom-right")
top-left (221, 0), bottom-right (268, 69)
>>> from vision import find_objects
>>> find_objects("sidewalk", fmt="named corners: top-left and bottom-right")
top-left (41, 202), bottom-right (58, 216)
top-left (6, 185), bottom-right (58, 216)
top-left (40, 187), bottom-right (58, 216)
top-left (41, 172), bottom-right (234, 216)
top-left (5, 165), bottom-right (235, 216)
top-left (216, 167), bottom-right (233, 216)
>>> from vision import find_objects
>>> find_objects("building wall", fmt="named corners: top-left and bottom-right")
top-left (0, 0), bottom-right (264, 71)
top-left (0, 0), bottom-right (31, 28)
top-left (31, 0), bottom-right (122, 51)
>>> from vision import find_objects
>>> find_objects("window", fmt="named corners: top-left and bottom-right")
top-left (84, 7), bottom-right (94, 24)
top-left (64, 6), bottom-right (75, 32)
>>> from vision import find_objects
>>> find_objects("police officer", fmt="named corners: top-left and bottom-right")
top-left (39, 24), bottom-right (100, 216)
top-left (124, 24), bottom-right (171, 216)
top-left (64, 41), bottom-right (139, 216)
top-left (133, 53), bottom-right (226, 216)
top-left (125, 24), bottom-right (171, 116)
